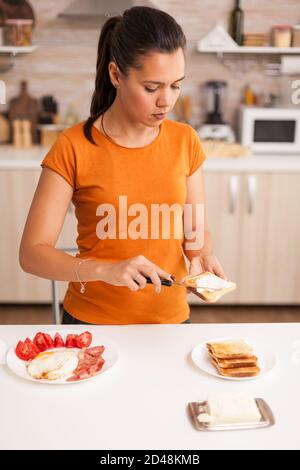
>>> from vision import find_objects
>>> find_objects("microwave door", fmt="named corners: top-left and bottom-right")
top-left (252, 118), bottom-right (298, 154)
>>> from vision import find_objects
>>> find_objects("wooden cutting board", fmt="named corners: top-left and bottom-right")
top-left (8, 80), bottom-right (39, 143)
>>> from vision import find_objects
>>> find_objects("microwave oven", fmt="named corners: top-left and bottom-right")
top-left (239, 106), bottom-right (300, 154)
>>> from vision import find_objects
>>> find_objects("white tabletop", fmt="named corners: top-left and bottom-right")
top-left (0, 323), bottom-right (299, 450)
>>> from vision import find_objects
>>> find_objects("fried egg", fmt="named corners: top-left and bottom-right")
top-left (27, 349), bottom-right (79, 380)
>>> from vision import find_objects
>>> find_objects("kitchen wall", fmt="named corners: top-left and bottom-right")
top-left (1, 0), bottom-right (300, 129)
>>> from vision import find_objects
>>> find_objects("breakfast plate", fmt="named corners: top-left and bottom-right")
top-left (6, 329), bottom-right (119, 385)
top-left (191, 337), bottom-right (277, 381)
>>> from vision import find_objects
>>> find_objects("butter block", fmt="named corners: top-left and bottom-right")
top-left (195, 273), bottom-right (234, 293)
top-left (206, 392), bottom-right (261, 424)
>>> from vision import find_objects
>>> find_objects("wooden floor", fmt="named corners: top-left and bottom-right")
top-left (0, 304), bottom-right (299, 324)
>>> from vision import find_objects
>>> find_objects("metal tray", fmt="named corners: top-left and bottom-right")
top-left (188, 398), bottom-right (275, 431)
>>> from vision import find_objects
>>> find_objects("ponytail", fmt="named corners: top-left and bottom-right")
top-left (83, 15), bottom-right (122, 144)
top-left (84, 7), bottom-right (186, 145)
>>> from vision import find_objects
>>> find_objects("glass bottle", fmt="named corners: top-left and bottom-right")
top-left (229, 0), bottom-right (244, 46)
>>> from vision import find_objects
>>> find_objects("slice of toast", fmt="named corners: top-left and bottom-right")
top-left (206, 340), bottom-right (253, 359)
top-left (184, 271), bottom-right (236, 303)
top-left (208, 352), bottom-right (258, 369)
top-left (211, 357), bottom-right (261, 378)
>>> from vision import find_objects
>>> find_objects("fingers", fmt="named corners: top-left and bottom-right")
top-left (212, 259), bottom-right (227, 280)
top-left (214, 267), bottom-right (227, 280)
top-left (123, 273), bottom-right (141, 292)
top-left (130, 256), bottom-right (172, 294)
top-left (132, 272), bottom-right (147, 290)
top-left (189, 257), bottom-right (203, 277)
top-left (138, 266), bottom-right (164, 293)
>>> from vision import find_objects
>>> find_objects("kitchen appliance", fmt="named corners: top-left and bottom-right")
top-left (198, 81), bottom-right (235, 142)
top-left (239, 106), bottom-right (300, 154)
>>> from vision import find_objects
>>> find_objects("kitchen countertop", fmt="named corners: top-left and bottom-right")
top-left (0, 322), bottom-right (299, 450)
top-left (0, 145), bottom-right (300, 172)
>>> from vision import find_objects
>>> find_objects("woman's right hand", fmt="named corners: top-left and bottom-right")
top-left (97, 255), bottom-right (173, 293)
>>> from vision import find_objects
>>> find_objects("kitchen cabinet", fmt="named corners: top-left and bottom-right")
top-left (0, 170), bottom-right (77, 302)
top-left (188, 172), bottom-right (300, 305)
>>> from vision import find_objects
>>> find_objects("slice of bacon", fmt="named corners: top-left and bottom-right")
top-left (85, 346), bottom-right (105, 356)
top-left (67, 346), bottom-right (105, 382)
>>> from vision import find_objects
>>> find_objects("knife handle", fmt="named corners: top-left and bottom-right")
top-left (133, 276), bottom-right (174, 286)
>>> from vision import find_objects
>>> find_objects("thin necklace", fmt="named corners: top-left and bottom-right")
top-left (101, 112), bottom-right (114, 143)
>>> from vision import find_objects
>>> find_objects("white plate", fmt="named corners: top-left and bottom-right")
top-left (191, 337), bottom-right (276, 381)
top-left (6, 329), bottom-right (119, 385)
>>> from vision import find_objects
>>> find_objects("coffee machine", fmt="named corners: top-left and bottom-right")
top-left (197, 81), bottom-right (235, 142)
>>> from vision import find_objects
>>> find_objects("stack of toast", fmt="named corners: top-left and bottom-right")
top-left (206, 340), bottom-right (260, 378)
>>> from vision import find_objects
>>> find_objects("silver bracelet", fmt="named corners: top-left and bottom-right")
top-left (74, 258), bottom-right (93, 294)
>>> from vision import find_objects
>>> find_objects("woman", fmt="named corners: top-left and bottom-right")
top-left (19, 6), bottom-right (226, 325)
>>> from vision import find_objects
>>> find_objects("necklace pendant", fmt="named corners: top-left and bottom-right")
top-left (80, 286), bottom-right (85, 294)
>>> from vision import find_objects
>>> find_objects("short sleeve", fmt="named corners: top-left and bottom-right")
top-left (188, 127), bottom-right (206, 176)
top-left (41, 132), bottom-right (76, 189)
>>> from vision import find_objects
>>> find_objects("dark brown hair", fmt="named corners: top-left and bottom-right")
top-left (83, 6), bottom-right (186, 144)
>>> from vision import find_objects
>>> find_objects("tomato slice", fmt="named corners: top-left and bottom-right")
top-left (15, 341), bottom-right (29, 361)
top-left (66, 334), bottom-right (78, 348)
top-left (24, 337), bottom-right (39, 359)
top-left (54, 332), bottom-right (64, 348)
top-left (43, 333), bottom-right (55, 349)
top-left (76, 331), bottom-right (92, 349)
top-left (15, 340), bottom-right (34, 361)
top-left (33, 332), bottom-right (48, 352)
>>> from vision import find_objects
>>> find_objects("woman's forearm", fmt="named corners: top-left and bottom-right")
top-left (19, 243), bottom-right (107, 282)
top-left (183, 229), bottom-right (213, 262)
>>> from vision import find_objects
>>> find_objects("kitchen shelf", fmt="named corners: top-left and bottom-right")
top-left (0, 45), bottom-right (37, 54)
top-left (197, 45), bottom-right (300, 56)
top-left (0, 45), bottom-right (37, 72)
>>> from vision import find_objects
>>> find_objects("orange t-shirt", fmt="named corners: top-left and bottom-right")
top-left (41, 119), bottom-right (206, 324)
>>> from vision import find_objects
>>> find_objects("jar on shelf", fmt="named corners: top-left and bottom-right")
top-left (4, 19), bottom-right (33, 46)
top-left (292, 25), bottom-right (300, 47)
top-left (271, 24), bottom-right (292, 48)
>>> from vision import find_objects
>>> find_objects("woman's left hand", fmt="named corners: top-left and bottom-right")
top-left (188, 254), bottom-right (227, 280)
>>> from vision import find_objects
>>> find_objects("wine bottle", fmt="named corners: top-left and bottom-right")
top-left (229, 0), bottom-right (244, 46)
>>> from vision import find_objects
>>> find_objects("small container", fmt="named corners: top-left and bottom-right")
top-left (38, 124), bottom-right (68, 147)
top-left (292, 25), bottom-right (300, 47)
top-left (188, 398), bottom-right (275, 432)
top-left (4, 19), bottom-right (33, 46)
top-left (271, 24), bottom-right (292, 48)
top-left (244, 85), bottom-right (254, 106)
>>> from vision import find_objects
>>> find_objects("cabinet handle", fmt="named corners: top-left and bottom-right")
top-left (247, 175), bottom-right (256, 214)
top-left (228, 176), bottom-right (238, 214)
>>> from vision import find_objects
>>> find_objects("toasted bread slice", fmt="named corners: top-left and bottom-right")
top-left (206, 340), bottom-right (253, 359)
top-left (211, 357), bottom-right (261, 377)
top-left (184, 271), bottom-right (236, 303)
top-left (209, 352), bottom-right (258, 369)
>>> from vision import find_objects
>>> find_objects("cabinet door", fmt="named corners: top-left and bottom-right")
top-left (264, 174), bottom-right (300, 303)
top-left (0, 170), bottom-right (77, 302)
top-left (187, 172), bottom-right (242, 305)
top-left (237, 174), bottom-right (271, 303)
top-left (239, 173), bottom-right (300, 304)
